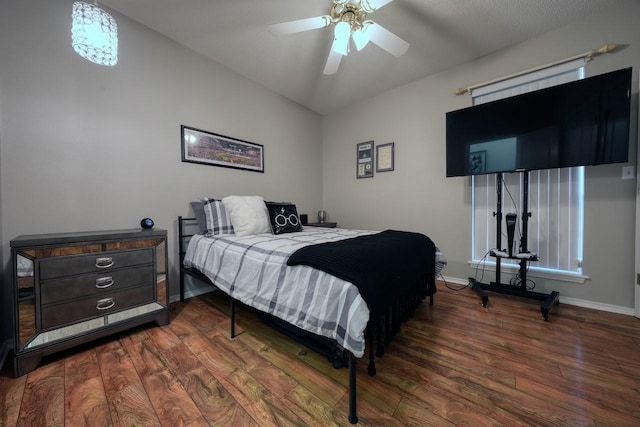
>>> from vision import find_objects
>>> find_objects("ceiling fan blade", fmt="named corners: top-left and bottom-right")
top-left (268, 15), bottom-right (332, 35)
top-left (363, 0), bottom-right (394, 11)
top-left (323, 42), bottom-right (343, 75)
top-left (367, 22), bottom-right (409, 57)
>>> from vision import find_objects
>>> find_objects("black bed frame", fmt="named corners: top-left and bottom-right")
top-left (178, 216), bottom-right (435, 424)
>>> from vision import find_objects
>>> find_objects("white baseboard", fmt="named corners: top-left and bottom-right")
top-left (183, 286), bottom-right (218, 300)
top-left (442, 275), bottom-right (635, 316)
top-left (558, 296), bottom-right (635, 316)
top-left (173, 275), bottom-right (636, 317)
top-left (170, 284), bottom-right (218, 303)
top-left (441, 275), bottom-right (470, 286)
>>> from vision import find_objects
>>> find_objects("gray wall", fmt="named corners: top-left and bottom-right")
top-left (0, 0), bottom-right (323, 311)
top-left (322, 0), bottom-right (640, 311)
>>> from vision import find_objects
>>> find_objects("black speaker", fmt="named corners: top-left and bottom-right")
top-left (506, 213), bottom-right (517, 257)
top-left (140, 218), bottom-right (154, 230)
top-left (300, 214), bottom-right (308, 225)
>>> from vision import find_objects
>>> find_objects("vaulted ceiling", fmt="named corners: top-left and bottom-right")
top-left (101, 0), bottom-right (617, 115)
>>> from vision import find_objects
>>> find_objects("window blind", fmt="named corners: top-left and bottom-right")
top-left (471, 58), bottom-right (585, 274)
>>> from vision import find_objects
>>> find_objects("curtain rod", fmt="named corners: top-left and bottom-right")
top-left (453, 44), bottom-right (618, 96)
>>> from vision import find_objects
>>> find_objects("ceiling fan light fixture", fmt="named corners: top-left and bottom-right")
top-left (352, 25), bottom-right (370, 51)
top-left (333, 21), bottom-right (351, 55)
top-left (271, 0), bottom-right (408, 74)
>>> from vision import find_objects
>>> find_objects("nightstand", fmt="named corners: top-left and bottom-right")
top-left (306, 222), bottom-right (337, 228)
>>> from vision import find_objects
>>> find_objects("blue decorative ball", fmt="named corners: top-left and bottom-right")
top-left (140, 218), bottom-right (154, 229)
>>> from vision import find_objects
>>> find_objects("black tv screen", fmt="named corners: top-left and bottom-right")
top-left (446, 67), bottom-right (632, 177)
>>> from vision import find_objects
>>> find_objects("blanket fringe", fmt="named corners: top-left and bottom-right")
top-left (365, 273), bottom-right (436, 376)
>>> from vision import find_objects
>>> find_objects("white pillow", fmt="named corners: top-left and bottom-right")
top-left (221, 196), bottom-right (272, 237)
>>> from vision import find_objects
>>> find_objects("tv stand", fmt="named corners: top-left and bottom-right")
top-left (470, 172), bottom-right (559, 320)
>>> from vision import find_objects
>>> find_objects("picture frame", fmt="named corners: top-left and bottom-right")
top-left (376, 142), bottom-right (395, 172)
top-left (469, 150), bottom-right (486, 174)
top-left (181, 125), bottom-right (264, 173)
top-left (356, 141), bottom-right (374, 179)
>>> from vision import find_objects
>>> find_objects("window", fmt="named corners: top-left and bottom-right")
top-left (471, 59), bottom-right (585, 276)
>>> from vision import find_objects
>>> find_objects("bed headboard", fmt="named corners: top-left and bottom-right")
top-left (178, 216), bottom-right (217, 301)
top-left (178, 216), bottom-right (200, 264)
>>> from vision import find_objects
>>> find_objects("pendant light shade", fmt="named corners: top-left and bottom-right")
top-left (71, 1), bottom-right (118, 66)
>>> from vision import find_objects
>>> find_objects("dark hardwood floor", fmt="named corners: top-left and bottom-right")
top-left (1, 281), bottom-right (640, 426)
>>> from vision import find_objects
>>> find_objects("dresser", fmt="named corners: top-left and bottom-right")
top-left (11, 229), bottom-right (170, 377)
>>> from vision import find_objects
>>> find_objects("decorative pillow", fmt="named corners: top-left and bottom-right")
top-left (221, 196), bottom-right (272, 237)
top-left (265, 202), bottom-right (303, 234)
top-left (201, 198), bottom-right (235, 236)
top-left (190, 201), bottom-right (208, 234)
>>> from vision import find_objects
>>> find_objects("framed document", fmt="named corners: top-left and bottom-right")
top-left (357, 141), bottom-right (374, 179)
top-left (376, 142), bottom-right (395, 172)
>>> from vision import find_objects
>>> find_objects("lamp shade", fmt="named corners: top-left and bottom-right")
top-left (352, 27), bottom-right (370, 51)
top-left (71, 1), bottom-right (118, 66)
top-left (333, 21), bottom-right (350, 56)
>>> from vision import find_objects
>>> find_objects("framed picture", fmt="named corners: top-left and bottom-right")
top-left (357, 141), bottom-right (374, 179)
top-left (181, 125), bottom-right (264, 173)
top-left (376, 142), bottom-right (395, 172)
top-left (469, 150), bottom-right (486, 174)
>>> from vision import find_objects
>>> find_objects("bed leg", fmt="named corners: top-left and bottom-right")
top-left (375, 319), bottom-right (385, 358)
top-left (179, 272), bottom-right (185, 302)
top-left (384, 307), bottom-right (391, 346)
top-left (230, 298), bottom-right (236, 338)
top-left (178, 216), bottom-right (185, 302)
top-left (349, 352), bottom-right (358, 424)
top-left (367, 328), bottom-right (376, 376)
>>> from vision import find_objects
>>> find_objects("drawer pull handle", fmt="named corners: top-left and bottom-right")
top-left (96, 298), bottom-right (115, 311)
top-left (95, 277), bottom-right (114, 289)
top-left (95, 257), bottom-right (114, 269)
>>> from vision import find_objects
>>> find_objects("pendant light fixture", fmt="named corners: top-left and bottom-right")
top-left (71, 1), bottom-right (118, 66)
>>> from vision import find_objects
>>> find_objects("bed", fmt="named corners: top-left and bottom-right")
top-left (178, 196), bottom-right (446, 424)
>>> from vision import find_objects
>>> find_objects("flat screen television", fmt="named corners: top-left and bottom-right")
top-left (445, 67), bottom-right (632, 177)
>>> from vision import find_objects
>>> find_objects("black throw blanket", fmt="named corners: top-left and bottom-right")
top-left (287, 230), bottom-right (436, 318)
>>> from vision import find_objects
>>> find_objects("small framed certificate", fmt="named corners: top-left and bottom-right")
top-left (357, 141), bottom-right (374, 179)
top-left (376, 142), bottom-right (394, 172)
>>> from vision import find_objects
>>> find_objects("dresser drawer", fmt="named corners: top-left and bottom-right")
top-left (41, 284), bottom-right (154, 329)
top-left (40, 265), bottom-right (154, 305)
top-left (39, 248), bottom-right (153, 280)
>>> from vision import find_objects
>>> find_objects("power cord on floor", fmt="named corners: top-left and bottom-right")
top-left (439, 273), bottom-right (469, 291)
top-left (473, 250), bottom-right (492, 284)
top-left (509, 267), bottom-right (536, 291)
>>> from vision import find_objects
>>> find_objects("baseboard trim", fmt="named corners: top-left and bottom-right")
top-left (170, 285), bottom-right (218, 303)
top-left (183, 286), bottom-right (218, 300)
top-left (441, 275), bottom-right (470, 286)
top-left (442, 275), bottom-right (634, 316)
top-left (175, 275), bottom-right (636, 317)
top-left (558, 296), bottom-right (635, 316)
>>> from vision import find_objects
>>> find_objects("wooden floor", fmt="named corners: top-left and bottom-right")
top-left (1, 281), bottom-right (640, 426)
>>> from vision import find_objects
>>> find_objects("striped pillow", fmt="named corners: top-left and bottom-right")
top-left (202, 198), bottom-right (235, 236)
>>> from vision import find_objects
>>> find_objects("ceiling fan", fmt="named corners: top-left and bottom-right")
top-left (269, 0), bottom-right (409, 75)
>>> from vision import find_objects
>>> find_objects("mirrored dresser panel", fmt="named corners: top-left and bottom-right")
top-left (11, 228), bottom-right (170, 377)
